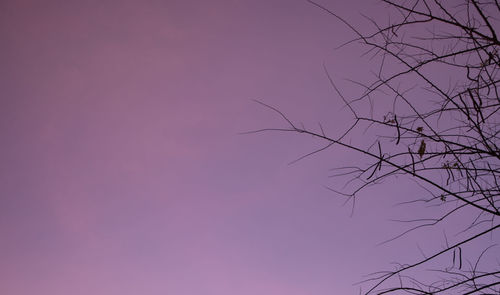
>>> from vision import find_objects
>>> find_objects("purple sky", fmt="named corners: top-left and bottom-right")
top-left (0, 1), bottom-right (486, 294)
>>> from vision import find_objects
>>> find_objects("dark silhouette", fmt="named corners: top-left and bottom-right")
top-left (251, 1), bottom-right (500, 294)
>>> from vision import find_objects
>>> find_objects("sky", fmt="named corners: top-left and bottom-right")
top-left (0, 0), bottom-right (493, 294)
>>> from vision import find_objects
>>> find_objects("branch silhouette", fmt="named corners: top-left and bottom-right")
top-left (252, 1), bottom-right (500, 294)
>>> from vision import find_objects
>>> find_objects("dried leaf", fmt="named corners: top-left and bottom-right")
top-left (418, 139), bottom-right (426, 159)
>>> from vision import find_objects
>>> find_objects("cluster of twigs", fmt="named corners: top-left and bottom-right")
top-left (251, 0), bottom-right (500, 294)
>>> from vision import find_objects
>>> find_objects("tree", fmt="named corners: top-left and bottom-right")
top-left (250, 0), bottom-right (500, 294)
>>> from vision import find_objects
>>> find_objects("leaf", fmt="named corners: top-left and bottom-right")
top-left (417, 139), bottom-right (426, 159)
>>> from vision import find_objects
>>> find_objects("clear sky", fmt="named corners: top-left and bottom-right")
top-left (0, 0), bottom-right (490, 294)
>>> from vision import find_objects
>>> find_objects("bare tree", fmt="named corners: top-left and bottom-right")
top-left (250, 0), bottom-right (500, 294)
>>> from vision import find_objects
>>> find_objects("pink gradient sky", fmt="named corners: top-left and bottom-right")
top-left (0, 0), bottom-right (486, 294)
